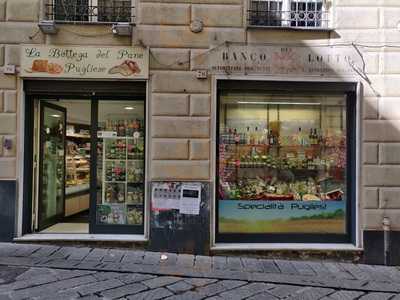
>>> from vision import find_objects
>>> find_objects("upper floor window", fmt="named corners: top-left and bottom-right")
top-left (45, 0), bottom-right (135, 23)
top-left (248, 0), bottom-right (329, 29)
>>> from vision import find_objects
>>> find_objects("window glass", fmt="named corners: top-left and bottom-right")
top-left (249, 0), bottom-right (324, 28)
top-left (96, 101), bottom-right (145, 226)
top-left (218, 92), bottom-right (348, 235)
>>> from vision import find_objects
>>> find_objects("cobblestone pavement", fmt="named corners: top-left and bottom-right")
top-left (0, 243), bottom-right (399, 299)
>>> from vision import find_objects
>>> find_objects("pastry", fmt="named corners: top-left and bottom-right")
top-left (30, 60), bottom-right (63, 74)
top-left (108, 60), bottom-right (141, 76)
top-left (32, 59), bottom-right (48, 72)
top-left (47, 63), bottom-right (63, 74)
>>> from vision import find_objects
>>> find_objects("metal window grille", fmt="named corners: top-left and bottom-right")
top-left (248, 0), bottom-right (328, 28)
top-left (45, 0), bottom-right (135, 23)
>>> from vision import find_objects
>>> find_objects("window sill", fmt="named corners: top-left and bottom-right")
top-left (246, 25), bottom-right (334, 32)
top-left (46, 20), bottom-right (136, 26)
top-left (211, 243), bottom-right (362, 251)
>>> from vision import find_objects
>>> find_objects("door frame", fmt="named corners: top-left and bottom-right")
top-left (37, 101), bottom-right (67, 231)
top-left (22, 80), bottom-right (148, 236)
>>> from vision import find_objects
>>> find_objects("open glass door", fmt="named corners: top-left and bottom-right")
top-left (38, 102), bottom-right (67, 231)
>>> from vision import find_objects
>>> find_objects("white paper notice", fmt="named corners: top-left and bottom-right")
top-left (152, 198), bottom-right (180, 210)
top-left (179, 198), bottom-right (200, 215)
top-left (151, 183), bottom-right (180, 210)
top-left (179, 184), bottom-right (201, 215)
top-left (98, 131), bottom-right (117, 138)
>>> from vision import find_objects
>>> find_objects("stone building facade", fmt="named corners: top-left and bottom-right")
top-left (0, 0), bottom-right (399, 264)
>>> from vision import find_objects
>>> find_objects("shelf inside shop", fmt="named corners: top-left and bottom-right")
top-left (105, 159), bottom-right (128, 161)
top-left (65, 183), bottom-right (90, 196)
top-left (67, 134), bottom-right (91, 139)
top-left (98, 136), bottom-right (144, 139)
top-left (221, 143), bottom-right (346, 148)
top-left (104, 181), bottom-right (126, 184)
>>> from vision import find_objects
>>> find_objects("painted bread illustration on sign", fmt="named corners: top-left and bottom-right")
top-left (108, 60), bottom-right (141, 76)
top-left (25, 59), bottom-right (63, 74)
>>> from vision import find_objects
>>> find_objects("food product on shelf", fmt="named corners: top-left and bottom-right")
top-left (127, 206), bottom-right (143, 225)
top-left (105, 183), bottom-right (125, 203)
top-left (66, 135), bottom-right (90, 187)
top-left (105, 161), bottom-right (126, 182)
top-left (99, 118), bottom-right (145, 226)
top-left (127, 139), bottom-right (144, 160)
top-left (218, 122), bottom-right (346, 203)
top-left (127, 186), bottom-right (143, 204)
top-left (127, 166), bottom-right (143, 183)
top-left (105, 119), bottom-right (143, 137)
top-left (105, 139), bottom-right (126, 159)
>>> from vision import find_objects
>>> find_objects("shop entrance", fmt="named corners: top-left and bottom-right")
top-left (23, 80), bottom-right (147, 236)
top-left (37, 99), bottom-right (91, 233)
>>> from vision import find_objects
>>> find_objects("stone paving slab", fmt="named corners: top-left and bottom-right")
top-left (0, 265), bottom-right (397, 300)
top-left (0, 253), bottom-right (399, 293)
top-left (0, 242), bottom-right (399, 299)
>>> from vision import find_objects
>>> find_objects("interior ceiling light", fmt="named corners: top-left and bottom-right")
top-left (124, 106), bottom-right (135, 110)
top-left (50, 114), bottom-right (61, 118)
top-left (112, 23), bottom-right (132, 36)
top-left (237, 101), bottom-right (321, 105)
top-left (38, 20), bottom-right (58, 34)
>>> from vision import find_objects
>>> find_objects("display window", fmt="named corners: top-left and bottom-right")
top-left (95, 101), bottom-right (145, 230)
top-left (216, 84), bottom-right (356, 243)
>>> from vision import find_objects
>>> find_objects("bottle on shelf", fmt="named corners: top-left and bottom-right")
top-left (246, 127), bottom-right (251, 144)
top-left (249, 127), bottom-right (256, 145)
top-left (298, 127), bottom-right (305, 146)
top-left (268, 130), bottom-right (274, 145)
top-left (309, 128), bottom-right (314, 145)
top-left (254, 127), bottom-right (259, 145)
top-left (263, 128), bottom-right (269, 145)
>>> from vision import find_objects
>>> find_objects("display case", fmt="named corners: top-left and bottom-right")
top-left (98, 118), bottom-right (145, 226)
top-left (65, 124), bottom-right (91, 216)
top-left (217, 93), bottom-right (349, 238)
top-left (65, 124), bottom-right (91, 191)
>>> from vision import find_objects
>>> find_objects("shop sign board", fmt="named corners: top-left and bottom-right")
top-left (20, 45), bottom-right (149, 79)
top-left (218, 200), bottom-right (346, 234)
top-left (207, 44), bottom-right (364, 77)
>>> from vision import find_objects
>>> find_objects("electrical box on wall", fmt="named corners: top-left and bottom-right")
top-left (149, 182), bottom-right (210, 255)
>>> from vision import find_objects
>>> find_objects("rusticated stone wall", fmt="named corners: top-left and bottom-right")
top-left (0, 0), bottom-right (400, 233)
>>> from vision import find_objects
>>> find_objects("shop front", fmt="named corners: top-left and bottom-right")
top-left (208, 44), bottom-right (361, 248)
top-left (20, 45), bottom-right (150, 237)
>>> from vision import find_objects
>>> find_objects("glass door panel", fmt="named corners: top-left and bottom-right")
top-left (38, 102), bottom-right (66, 231)
top-left (91, 100), bottom-right (145, 234)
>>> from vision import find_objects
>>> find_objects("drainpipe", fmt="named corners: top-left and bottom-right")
top-left (382, 216), bottom-right (391, 266)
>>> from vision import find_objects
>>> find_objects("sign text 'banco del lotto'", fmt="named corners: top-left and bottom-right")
top-left (208, 44), bottom-right (363, 76)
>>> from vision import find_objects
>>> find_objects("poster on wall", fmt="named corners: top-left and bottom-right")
top-left (20, 45), bottom-right (149, 79)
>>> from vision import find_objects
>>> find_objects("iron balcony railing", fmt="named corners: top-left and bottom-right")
top-left (45, 0), bottom-right (135, 24)
top-left (248, 0), bottom-right (329, 29)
